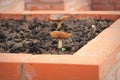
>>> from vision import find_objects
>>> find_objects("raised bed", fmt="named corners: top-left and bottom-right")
top-left (0, 11), bottom-right (120, 80)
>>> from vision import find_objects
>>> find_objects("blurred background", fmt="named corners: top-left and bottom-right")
top-left (0, 0), bottom-right (120, 12)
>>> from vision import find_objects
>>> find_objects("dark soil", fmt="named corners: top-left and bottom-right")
top-left (0, 16), bottom-right (113, 55)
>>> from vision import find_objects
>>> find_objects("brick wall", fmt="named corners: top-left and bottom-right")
top-left (64, 0), bottom-right (91, 11)
top-left (25, 0), bottom-right (91, 11)
top-left (92, 0), bottom-right (120, 10)
top-left (0, 0), bottom-right (24, 12)
top-left (0, 0), bottom-right (120, 12)
top-left (25, 0), bottom-right (64, 10)
top-left (24, 0), bottom-right (120, 11)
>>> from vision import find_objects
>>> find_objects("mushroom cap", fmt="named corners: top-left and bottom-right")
top-left (50, 31), bottom-right (72, 39)
top-left (49, 14), bottom-right (68, 22)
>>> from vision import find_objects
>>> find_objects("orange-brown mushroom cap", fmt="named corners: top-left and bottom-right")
top-left (50, 31), bottom-right (72, 39)
top-left (49, 14), bottom-right (68, 22)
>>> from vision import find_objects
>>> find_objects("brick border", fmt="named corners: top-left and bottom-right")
top-left (0, 11), bottom-right (120, 80)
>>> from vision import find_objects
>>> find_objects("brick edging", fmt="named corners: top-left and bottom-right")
top-left (0, 12), bottom-right (120, 80)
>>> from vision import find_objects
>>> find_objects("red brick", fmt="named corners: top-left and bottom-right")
top-left (92, 0), bottom-right (120, 10)
top-left (24, 0), bottom-right (33, 3)
top-left (114, 0), bottom-right (120, 4)
top-left (24, 55), bottom-right (100, 80)
top-left (99, 50), bottom-right (119, 80)
top-left (109, 0), bottom-right (116, 3)
top-left (93, 4), bottom-right (114, 10)
top-left (36, 0), bottom-right (63, 3)
top-left (106, 71), bottom-right (116, 80)
top-left (117, 66), bottom-right (120, 80)
top-left (37, 3), bottom-right (52, 10)
top-left (93, 0), bottom-right (110, 4)
top-left (24, 0), bottom-right (64, 10)
top-left (52, 3), bottom-right (64, 10)
top-left (96, 29), bottom-right (120, 41)
top-left (25, 3), bottom-right (37, 10)
top-left (29, 6), bottom-right (39, 10)
top-left (75, 38), bottom-right (120, 55)
top-left (114, 4), bottom-right (120, 10)
top-left (25, 3), bottom-right (51, 10)
top-left (0, 0), bottom-right (24, 12)
top-left (24, 63), bottom-right (99, 80)
top-left (109, 19), bottom-right (120, 28)
top-left (0, 63), bottom-right (21, 80)
top-left (0, 54), bottom-right (32, 80)
top-left (64, 0), bottom-right (91, 11)
top-left (76, 6), bottom-right (91, 11)
top-left (0, 11), bottom-right (120, 21)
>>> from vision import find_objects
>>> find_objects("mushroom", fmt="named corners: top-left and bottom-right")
top-left (49, 14), bottom-right (68, 30)
top-left (50, 31), bottom-right (72, 49)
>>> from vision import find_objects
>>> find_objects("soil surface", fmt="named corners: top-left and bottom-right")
top-left (0, 16), bottom-right (113, 55)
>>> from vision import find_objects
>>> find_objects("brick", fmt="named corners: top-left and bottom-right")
top-left (117, 66), bottom-right (120, 80)
top-left (109, 19), bottom-right (120, 28)
top-left (93, 0), bottom-right (110, 4)
top-left (0, 63), bottom-right (21, 80)
top-left (25, 3), bottom-right (38, 10)
top-left (98, 41), bottom-right (120, 80)
top-left (92, 0), bottom-right (120, 10)
top-left (0, 54), bottom-right (32, 80)
top-left (84, 20), bottom-right (120, 80)
top-left (25, 0), bottom-right (63, 3)
top-left (99, 51), bottom-right (118, 80)
top-left (25, 3), bottom-right (51, 10)
top-left (28, 6), bottom-right (39, 10)
top-left (75, 38), bottom-right (120, 80)
top-left (0, 54), bottom-right (101, 80)
top-left (75, 38), bottom-right (120, 55)
top-left (0, 54), bottom-right (31, 62)
top-left (109, 0), bottom-right (116, 3)
top-left (24, 0), bottom-right (64, 10)
top-left (96, 28), bottom-right (120, 41)
top-left (64, 0), bottom-right (91, 10)
top-left (75, 5), bottom-right (91, 11)
top-left (103, 53), bottom-right (120, 80)
top-left (74, 19), bottom-right (120, 70)
top-left (106, 72), bottom-right (116, 80)
top-left (114, 4), bottom-right (120, 10)
top-left (52, 3), bottom-right (64, 10)
top-left (0, 0), bottom-right (14, 7)
top-left (24, 0), bottom-right (33, 3)
top-left (114, 0), bottom-right (120, 4)
top-left (0, 0), bottom-right (24, 12)
top-left (92, 4), bottom-right (114, 10)
top-left (24, 63), bottom-right (99, 80)
top-left (36, 0), bottom-right (63, 3)
top-left (38, 3), bottom-right (52, 10)
top-left (24, 55), bottom-right (100, 80)
top-left (95, 19), bottom-right (120, 41)
top-left (0, 11), bottom-right (120, 20)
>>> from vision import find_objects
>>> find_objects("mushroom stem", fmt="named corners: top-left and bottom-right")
top-left (91, 25), bottom-right (96, 33)
top-left (56, 22), bottom-right (62, 30)
top-left (58, 39), bottom-right (62, 48)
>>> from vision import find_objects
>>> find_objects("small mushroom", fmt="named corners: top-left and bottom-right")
top-left (49, 14), bottom-right (68, 30)
top-left (91, 25), bottom-right (97, 33)
top-left (50, 31), bottom-right (72, 49)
